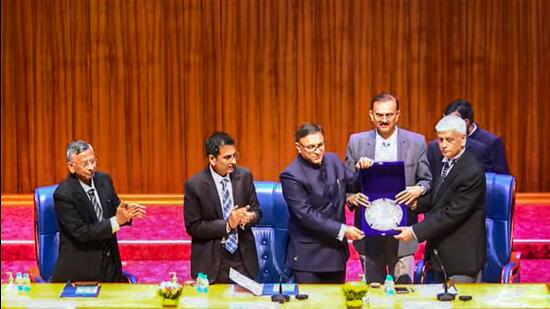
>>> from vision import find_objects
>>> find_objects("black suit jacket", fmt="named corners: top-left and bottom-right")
top-left (184, 166), bottom-right (261, 282)
top-left (413, 150), bottom-right (486, 276)
top-left (428, 138), bottom-right (493, 173)
top-left (52, 172), bottom-right (124, 282)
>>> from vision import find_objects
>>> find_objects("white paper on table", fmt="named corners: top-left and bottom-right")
top-left (229, 268), bottom-right (263, 296)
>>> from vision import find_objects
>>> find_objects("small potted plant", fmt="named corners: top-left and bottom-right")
top-left (158, 272), bottom-right (182, 307)
top-left (342, 282), bottom-right (368, 308)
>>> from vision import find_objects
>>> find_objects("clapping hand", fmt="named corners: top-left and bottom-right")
top-left (116, 202), bottom-right (147, 225)
top-left (228, 205), bottom-right (257, 229)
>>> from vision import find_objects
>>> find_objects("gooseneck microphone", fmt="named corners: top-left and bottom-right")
top-left (432, 249), bottom-right (456, 301)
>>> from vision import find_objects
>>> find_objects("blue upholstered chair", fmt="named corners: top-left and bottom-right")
top-left (33, 185), bottom-right (137, 283)
top-left (252, 181), bottom-right (291, 283)
top-left (34, 185), bottom-right (60, 282)
top-left (414, 172), bottom-right (520, 283)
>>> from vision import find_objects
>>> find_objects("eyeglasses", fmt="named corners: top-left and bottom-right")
top-left (299, 142), bottom-right (325, 152)
top-left (221, 152), bottom-right (239, 161)
top-left (77, 158), bottom-right (97, 169)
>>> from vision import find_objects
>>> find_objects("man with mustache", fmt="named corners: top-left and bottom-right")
top-left (184, 132), bottom-right (262, 283)
top-left (52, 140), bottom-right (146, 283)
top-left (345, 93), bottom-right (432, 284)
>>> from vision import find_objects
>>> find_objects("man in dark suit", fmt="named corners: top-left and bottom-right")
top-left (52, 140), bottom-right (146, 283)
top-left (280, 124), bottom-right (367, 283)
top-left (395, 115), bottom-right (486, 283)
top-left (184, 132), bottom-right (262, 283)
top-left (444, 99), bottom-right (509, 174)
top-left (345, 93), bottom-right (432, 284)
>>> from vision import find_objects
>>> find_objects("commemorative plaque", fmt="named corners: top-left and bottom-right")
top-left (359, 161), bottom-right (406, 236)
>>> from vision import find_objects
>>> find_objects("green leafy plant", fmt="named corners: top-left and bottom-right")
top-left (158, 281), bottom-right (182, 300)
top-left (342, 282), bottom-right (368, 308)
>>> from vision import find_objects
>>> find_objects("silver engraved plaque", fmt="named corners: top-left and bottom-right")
top-left (363, 198), bottom-right (404, 232)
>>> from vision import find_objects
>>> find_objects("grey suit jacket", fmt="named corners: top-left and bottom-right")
top-left (345, 128), bottom-right (432, 256)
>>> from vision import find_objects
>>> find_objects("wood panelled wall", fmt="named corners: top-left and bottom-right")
top-left (2, 0), bottom-right (549, 194)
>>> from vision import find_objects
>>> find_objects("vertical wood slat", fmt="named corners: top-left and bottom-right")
top-left (1, 0), bottom-right (549, 193)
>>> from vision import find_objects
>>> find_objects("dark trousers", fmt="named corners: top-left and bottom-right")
top-left (215, 247), bottom-right (251, 284)
top-left (100, 249), bottom-right (123, 283)
top-left (293, 270), bottom-right (346, 284)
top-left (362, 236), bottom-right (399, 283)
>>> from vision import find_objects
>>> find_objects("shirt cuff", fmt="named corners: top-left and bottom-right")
top-left (418, 185), bottom-right (427, 196)
top-left (110, 216), bottom-right (120, 233)
top-left (411, 226), bottom-right (418, 240)
top-left (336, 224), bottom-right (347, 241)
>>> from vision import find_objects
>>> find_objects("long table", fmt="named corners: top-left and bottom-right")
top-left (2, 283), bottom-right (549, 308)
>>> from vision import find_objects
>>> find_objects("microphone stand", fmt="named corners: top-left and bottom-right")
top-left (271, 273), bottom-right (290, 303)
top-left (433, 249), bottom-right (455, 301)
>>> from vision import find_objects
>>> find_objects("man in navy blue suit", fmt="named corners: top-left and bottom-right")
top-left (280, 124), bottom-right (368, 283)
top-left (443, 99), bottom-right (509, 174)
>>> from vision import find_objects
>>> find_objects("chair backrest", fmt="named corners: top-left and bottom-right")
top-left (483, 172), bottom-right (516, 282)
top-left (252, 181), bottom-right (290, 283)
top-left (33, 184), bottom-right (60, 282)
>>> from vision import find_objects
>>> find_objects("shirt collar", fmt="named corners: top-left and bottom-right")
top-left (442, 147), bottom-right (465, 163)
top-left (209, 165), bottom-right (230, 184)
top-left (375, 127), bottom-right (398, 146)
top-left (468, 123), bottom-right (477, 137)
top-left (79, 178), bottom-right (96, 193)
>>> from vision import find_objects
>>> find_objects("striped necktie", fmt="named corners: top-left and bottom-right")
top-left (433, 159), bottom-right (456, 198)
top-left (87, 188), bottom-right (103, 221)
top-left (221, 179), bottom-right (238, 253)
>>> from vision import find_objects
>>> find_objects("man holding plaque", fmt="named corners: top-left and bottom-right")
top-left (280, 124), bottom-right (368, 283)
top-left (345, 93), bottom-right (432, 284)
top-left (394, 115), bottom-right (486, 283)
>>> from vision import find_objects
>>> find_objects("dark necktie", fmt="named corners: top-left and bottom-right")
top-left (221, 179), bottom-right (238, 253)
top-left (87, 188), bottom-right (103, 221)
top-left (433, 159), bottom-right (456, 198)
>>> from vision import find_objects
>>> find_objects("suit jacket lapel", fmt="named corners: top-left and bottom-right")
top-left (366, 131), bottom-right (376, 159)
top-left (202, 167), bottom-right (224, 219)
top-left (94, 175), bottom-right (110, 219)
top-left (432, 156), bottom-right (463, 203)
top-left (230, 169), bottom-right (242, 206)
top-left (68, 175), bottom-right (97, 221)
top-left (397, 130), bottom-right (408, 162)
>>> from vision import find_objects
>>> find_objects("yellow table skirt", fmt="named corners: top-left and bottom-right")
top-left (2, 283), bottom-right (549, 308)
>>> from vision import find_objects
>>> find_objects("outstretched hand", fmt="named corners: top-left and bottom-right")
top-left (395, 186), bottom-right (424, 205)
top-left (346, 193), bottom-right (370, 208)
top-left (393, 226), bottom-right (415, 242)
top-left (355, 156), bottom-right (375, 169)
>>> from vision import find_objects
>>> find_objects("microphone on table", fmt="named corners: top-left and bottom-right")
top-left (432, 249), bottom-right (456, 301)
top-left (271, 273), bottom-right (290, 303)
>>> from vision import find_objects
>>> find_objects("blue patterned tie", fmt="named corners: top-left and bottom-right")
top-left (221, 179), bottom-right (238, 253)
top-left (87, 189), bottom-right (103, 221)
